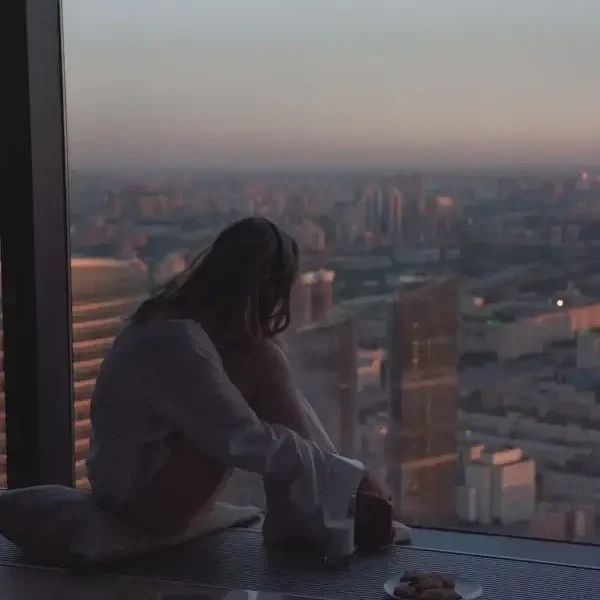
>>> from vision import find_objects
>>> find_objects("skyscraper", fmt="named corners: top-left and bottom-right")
top-left (386, 277), bottom-right (459, 525)
top-left (362, 185), bottom-right (403, 241)
top-left (288, 317), bottom-right (358, 455)
top-left (400, 173), bottom-right (426, 243)
top-left (290, 269), bottom-right (336, 329)
top-left (290, 274), bottom-right (313, 330)
top-left (71, 258), bottom-right (150, 487)
top-left (311, 269), bottom-right (335, 322)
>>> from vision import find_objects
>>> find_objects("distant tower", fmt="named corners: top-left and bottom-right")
top-left (363, 187), bottom-right (382, 234)
top-left (310, 269), bottom-right (335, 322)
top-left (289, 317), bottom-right (358, 455)
top-left (385, 186), bottom-right (403, 240)
top-left (71, 258), bottom-right (150, 488)
top-left (291, 274), bottom-right (314, 329)
top-left (397, 173), bottom-right (425, 243)
top-left (387, 277), bottom-right (459, 525)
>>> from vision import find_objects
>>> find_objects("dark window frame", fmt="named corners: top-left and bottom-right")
top-left (3, 0), bottom-right (74, 488)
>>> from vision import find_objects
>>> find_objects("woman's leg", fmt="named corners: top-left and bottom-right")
top-left (223, 339), bottom-right (334, 448)
top-left (122, 435), bottom-right (230, 534)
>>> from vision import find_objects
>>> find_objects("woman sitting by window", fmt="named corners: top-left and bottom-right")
top-left (86, 217), bottom-right (392, 548)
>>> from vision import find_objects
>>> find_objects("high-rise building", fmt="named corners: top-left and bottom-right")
top-left (362, 185), bottom-right (403, 241)
top-left (288, 317), bottom-right (358, 455)
top-left (70, 258), bottom-right (150, 487)
top-left (311, 269), bottom-right (335, 322)
top-left (291, 269), bottom-right (336, 329)
top-left (530, 502), bottom-right (596, 542)
top-left (386, 277), bottom-right (459, 525)
top-left (384, 186), bottom-right (403, 239)
top-left (458, 446), bottom-right (536, 526)
top-left (290, 275), bottom-right (313, 330)
top-left (363, 186), bottom-right (381, 234)
top-left (399, 173), bottom-right (426, 243)
top-left (0, 258), bottom-right (149, 488)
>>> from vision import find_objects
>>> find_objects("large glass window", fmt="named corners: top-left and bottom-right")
top-left (62, 1), bottom-right (600, 543)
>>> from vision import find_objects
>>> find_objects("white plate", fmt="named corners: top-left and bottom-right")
top-left (384, 574), bottom-right (483, 599)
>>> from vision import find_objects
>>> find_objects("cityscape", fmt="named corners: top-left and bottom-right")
top-left (4, 0), bottom-right (600, 550)
top-left (59, 167), bottom-right (600, 544)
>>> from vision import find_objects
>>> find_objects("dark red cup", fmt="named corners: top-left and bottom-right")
top-left (353, 491), bottom-right (394, 551)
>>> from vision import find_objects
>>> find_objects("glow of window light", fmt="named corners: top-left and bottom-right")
top-left (556, 299), bottom-right (564, 307)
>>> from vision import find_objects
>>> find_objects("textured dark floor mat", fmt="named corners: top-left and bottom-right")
top-left (0, 529), bottom-right (598, 600)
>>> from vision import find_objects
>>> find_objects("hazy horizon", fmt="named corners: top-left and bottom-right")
top-left (63, 1), bottom-right (600, 170)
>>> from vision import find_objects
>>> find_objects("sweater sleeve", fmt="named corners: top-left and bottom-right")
top-left (132, 320), bottom-right (364, 524)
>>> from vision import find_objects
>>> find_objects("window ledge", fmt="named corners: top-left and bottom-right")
top-left (409, 527), bottom-right (600, 570)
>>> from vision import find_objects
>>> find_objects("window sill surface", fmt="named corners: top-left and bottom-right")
top-left (1, 527), bottom-right (599, 600)
top-left (409, 527), bottom-right (600, 570)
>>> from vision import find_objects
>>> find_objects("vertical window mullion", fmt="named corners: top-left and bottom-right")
top-left (3, 0), bottom-right (74, 488)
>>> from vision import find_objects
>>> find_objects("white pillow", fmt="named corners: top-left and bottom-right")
top-left (72, 499), bottom-right (261, 563)
top-left (393, 521), bottom-right (412, 544)
top-left (0, 486), bottom-right (261, 565)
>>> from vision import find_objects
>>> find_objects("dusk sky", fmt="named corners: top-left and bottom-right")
top-left (62, 1), bottom-right (600, 170)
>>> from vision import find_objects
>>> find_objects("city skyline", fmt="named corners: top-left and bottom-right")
top-left (63, 0), bottom-right (600, 170)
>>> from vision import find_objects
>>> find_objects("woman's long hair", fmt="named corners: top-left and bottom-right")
top-left (131, 217), bottom-right (299, 343)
